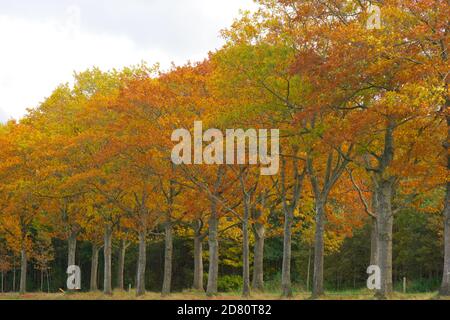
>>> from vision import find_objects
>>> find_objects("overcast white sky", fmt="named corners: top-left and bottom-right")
top-left (0, 0), bottom-right (257, 122)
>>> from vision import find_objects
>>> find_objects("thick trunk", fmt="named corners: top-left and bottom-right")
top-left (116, 240), bottom-right (126, 291)
top-left (440, 181), bottom-right (450, 295)
top-left (312, 201), bottom-right (325, 298)
top-left (19, 245), bottom-right (27, 294)
top-left (193, 234), bottom-right (204, 291)
top-left (281, 208), bottom-right (292, 297)
top-left (440, 111), bottom-right (450, 296)
top-left (136, 229), bottom-right (147, 296)
top-left (90, 244), bottom-right (99, 291)
top-left (376, 181), bottom-right (394, 299)
top-left (162, 222), bottom-right (173, 296)
top-left (206, 213), bottom-right (219, 296)
top-left (242, 203), bottom-right (251, 297)
top-left (103, 224), bottom-right (113, 295)
top-left (252, 220), bottom-right (265, 292)
top-left (370, 217), bottom-right (378, 266)
top-left (67, 230), bottom-right (77, 267)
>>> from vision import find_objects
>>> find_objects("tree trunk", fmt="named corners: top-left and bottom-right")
top-left (90, 243), bottom-right (99, 291)
top-left (242, 200), bottom-right (251, 297)
top-left (67, 230), bottom-right (77, 268)
top-left (312, 201), bottom-right (325, 298)
top-left (441, 112), bottom-right (450, 296)
top-left (136, 229), bottom-right (147, 296)
top-left (12, 258), bottom-right (16, 292)
top-left (46, 270), bottom-right (50, 293)
top-left (441, 180), bottom-right (450, 295)
top-left (19, 245), bottom-right (27, 294)
top-left (1, 271), bottom-right (4, 293)
top-left (206, 211), bottom-right (219, 296)
top-left (376, 181), bottom-right (394, 299)
top-left (162, 222), bottom-right (173, 296)
top-left (306, 247), bottom-right (312, 292)
top-left (193, 233), bottom-right (204, 291)
top-left (370, 217), bottom-right (378, 266)
top-left (116, 240), bottom-right (126, 291)
top-left (281, 208), bottom-right (292, 297)
top-left (103, 224), bottom-right (113, 295)
top-left (252, 219), bottom-right (265, 292)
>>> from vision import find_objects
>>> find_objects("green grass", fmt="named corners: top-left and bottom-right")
top-left (0, 289), bottom-right (447, 300)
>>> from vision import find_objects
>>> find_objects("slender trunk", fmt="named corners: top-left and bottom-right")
top-left (252, 219), bottom-right (265, 292)
top-left (116, 240), bottom-right (126, 291)
top-left (306, 247), bottom-right (312, 292)
top-left (103, 224), bottom-right (113, 295)
top-left (40, 270), bottom-right (43, 292)
top-left (370, 217), bottom-right (378, 266)
top-left (193, 233), bottom-right (204, 291)
top-left (281, 208), bottom-right (292, 297)
top-left (46, 270), bottom-right (50, 293)
top-left (162, 221), bottom-right (173, 296)
top-left (1, 271), bottom-right (3, 293)
top-left (12, 258), bottom-right (16, 292)
top-left (90, 244), bottom-right (99, 291)
top-left (136, 229), bottom-right (147, 296)
top-left (441, 181), bottom-right (450, 295)
top-left (206, 210), bottom-right (219, 296)
top-left (312, 201), bottom-right (325, 298)
top-left (19, 245), bottom-right (27, 294)
top-left (376, 181), bottom-right (394, 299)
top-left (67, 230), bottom-right (77, 267)
top-left (242, 200), bottom-right (251, 297)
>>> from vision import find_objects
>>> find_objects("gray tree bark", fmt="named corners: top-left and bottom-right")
top-left (441, 180), bottom-right (450, 295)
top-left (370, 217), bottom-right (378, 266)
top-left (206, 206), bottom-right (219, 296)
top-left (12, 257), bottom-right (16, 292)
top-left (205, 167), bottom-right (224, 297)
top-left (440, 110), bottom-right (450, 296)
top-left (162, 221), bottom-right (173, 296)
top-left (136, 229), bottom-right (147, 296)
top-left (308, 148), bottom-right (350, 299)
top-left (67, 230), bottom-right (77, 267)
top-left (19, 245), bottom-right (27, 295)
top-left (281, 211), bottom-right (293, 297)
top-left (242, 196), bottom-right (251, 297)
top-left (252, 215), bottom-right (265, 292)
top-left (371, 122), bottom-right (396, 299)
top-left (370, 191), bottom-right (379, 266)
top-left (193, 234), bottom-right (204, 291)
top-left (280, 155), bottom-right (305, 298)
top-left (116, 239), bottom-right (127, 291)
top-left (103, 224), bottom-right (113, 295)
top-left (90, 243), bottom-right (99, 291)
top-left (375, 179), bottom-right (394, 299)
top-left (193, 220), bottom-right (204, 291)
top-left (312, 201), bottom-right (325, 298)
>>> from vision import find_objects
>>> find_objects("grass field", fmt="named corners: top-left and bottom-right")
top-left (0, 290), bottom-right (447, 300)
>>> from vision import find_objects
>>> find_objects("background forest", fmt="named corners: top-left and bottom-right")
top-left (0, 0), bottom-right (448, 299)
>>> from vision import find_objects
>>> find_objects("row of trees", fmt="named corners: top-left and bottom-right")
top-left (0, 0), bottom-right (448, 299)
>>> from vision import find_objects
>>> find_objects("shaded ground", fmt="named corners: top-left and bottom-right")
top-left (0, 290), bottom-right (447, 300)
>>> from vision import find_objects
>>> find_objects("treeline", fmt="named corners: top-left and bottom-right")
top-left (0, 209), bottom-right (443, 294)
top-left (0, 0), bottom-right (448, 299)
